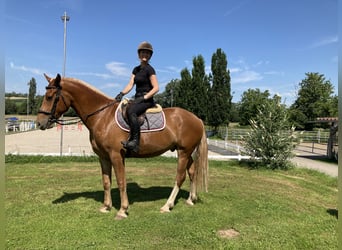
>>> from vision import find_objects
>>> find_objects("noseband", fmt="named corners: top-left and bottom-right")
top-left (38, 85), bottom-right (67, 124)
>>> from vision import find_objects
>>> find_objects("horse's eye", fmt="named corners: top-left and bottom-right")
top-left (46, 95), bottom-right (53, 101)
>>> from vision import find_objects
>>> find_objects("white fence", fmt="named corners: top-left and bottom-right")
top-left (207, 139), bottom-right (250, 160)
top-left (5, 123), bottom-right (331, 159)
top-left (5, 120), bottom-right (36, 133)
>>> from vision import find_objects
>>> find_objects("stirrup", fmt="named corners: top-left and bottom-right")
top-left (121, 140), bottom-right (139, 153)
top-left (121, 140), bottom-right (129, 147)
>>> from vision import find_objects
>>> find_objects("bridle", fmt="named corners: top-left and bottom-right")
top-left (38, 84), bottom-right (117, 125)
top-left (38, 85), bottom-right (69, 125)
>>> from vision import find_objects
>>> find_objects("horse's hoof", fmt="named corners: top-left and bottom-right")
top-left (99, 206), bottom-right (111, 213)
top-left (186, 199), bottom-right (195, 206)
top-left (115, 214), bottom-right (128, 220)
top-left (160, 207), bottom-right (171, 213)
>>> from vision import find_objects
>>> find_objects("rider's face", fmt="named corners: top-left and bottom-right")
top-left (139, 50), bottom-right (152, 62)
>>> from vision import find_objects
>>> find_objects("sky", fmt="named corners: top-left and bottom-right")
top-left (5, 0), bottom-right (338, 106)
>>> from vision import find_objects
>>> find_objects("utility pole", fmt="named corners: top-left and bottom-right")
top-left (60, 11), bottom-right (70, 156)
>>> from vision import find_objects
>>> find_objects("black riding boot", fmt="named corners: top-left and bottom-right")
top-left (122, 113), bottom-right (140, 153)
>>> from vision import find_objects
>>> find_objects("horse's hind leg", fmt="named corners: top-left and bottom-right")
top-left (186, 159), bottom-right (197, 206)
top-left (99, 158), bottom-right (113, 213)
top-left (160, 152), bottom-right (192, 213)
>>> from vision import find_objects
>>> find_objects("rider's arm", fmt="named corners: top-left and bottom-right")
top-left (144, 74), bottom-right (159, 100)
top-left (121, 74), bottom-right (135, 95)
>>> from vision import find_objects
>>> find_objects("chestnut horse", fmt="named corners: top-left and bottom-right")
top-left (36, 74), bottom-right (208, 219)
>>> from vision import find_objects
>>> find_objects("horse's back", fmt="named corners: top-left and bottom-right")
top-left (163, 107), bottom-right (204, 142)
top-left (163, 107), bottom-right (203, 122)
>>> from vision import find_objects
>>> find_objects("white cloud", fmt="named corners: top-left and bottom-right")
top-left (224, 1), bottom-right (249, 17)
top-left (158, 66), bottom-right (182, 74)
top-left (253, 60), bottom-right (270, 67)
top-left (165, 66), bottom-right (181, 73)
top-left (105, 61), bottom-right (130, 77)
top-left (264, 71), bottom-right (284, 76)
top-left (10, 62), bottom-right (44, 75)
top-left (99, 82), bottom-right (121, 90)
top-left (229, 67), bottom-right (242, 73)
top-left (309, 35), bottom-right (338, 48)
top-left (71, 72), bottom-right (114, 80)
top-left (231, 70), bottom-right (263, 84)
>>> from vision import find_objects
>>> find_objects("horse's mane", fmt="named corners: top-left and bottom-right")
top-left (64, 77), bottom-right (113, 99)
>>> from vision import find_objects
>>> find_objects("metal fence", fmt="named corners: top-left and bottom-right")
top-left (211, 127), bottom-right (332, 156)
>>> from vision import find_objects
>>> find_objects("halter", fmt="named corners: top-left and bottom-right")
top-left (38, 85), bottom-right (69, 125)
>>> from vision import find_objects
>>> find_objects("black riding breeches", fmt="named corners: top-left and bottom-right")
top-left (126, 101), bottom-right (154, 117)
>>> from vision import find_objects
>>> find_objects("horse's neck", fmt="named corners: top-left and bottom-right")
top-left (65, 80), bottom-right (114, 123)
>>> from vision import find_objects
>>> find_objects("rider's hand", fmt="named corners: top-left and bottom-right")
top-left (115, 92), bottom-right (124, 102)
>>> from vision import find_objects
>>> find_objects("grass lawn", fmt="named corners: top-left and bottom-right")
top-left (5, 156), bottom-right (338, 249)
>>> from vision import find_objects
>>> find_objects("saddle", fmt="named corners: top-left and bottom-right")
top-left (115, 99), bottom-right (165, 132)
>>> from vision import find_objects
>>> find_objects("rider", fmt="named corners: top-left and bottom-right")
top-left (115, 41), bottom-right (159, 153)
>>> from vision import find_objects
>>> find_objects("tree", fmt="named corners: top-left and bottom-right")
top-left (289, 72), bottom-right (335, 130)
top-left (28, 78), bottom-right (37, 114)
top-left (155, 79), bottom-right (180, 107)
top-left (176, 68), bottom-right (193, 110)
top-left (35, 95), bottom-right (44, 114)
top-left (328, 95), bottom-right (338, 117)
top-left (229, 102), bottom-right (241, 123)
top-left (243, 97), bottom-right (296, 170)
top-left (191, 55), bottom-right (210, 121)
top-left (207, 48), bottom-right (231, 130)
top-left (5, 98), bottom-right (17, 114)
top-left (238, 88), bottom-right (270, 126)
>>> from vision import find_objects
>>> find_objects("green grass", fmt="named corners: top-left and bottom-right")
top-left (5, 157), bottom-right (338, 249)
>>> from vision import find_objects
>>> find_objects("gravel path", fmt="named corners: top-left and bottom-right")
top-left (290, 153), bottom-right (338, 177)
top-left (5, 126), bottom-right (338, 177)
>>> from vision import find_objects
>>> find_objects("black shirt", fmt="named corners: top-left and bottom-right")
top-left (133, 64), bottom-right (156, 94)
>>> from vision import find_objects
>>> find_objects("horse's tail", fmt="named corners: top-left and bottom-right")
top-left (194, 121), bottom-right (209, 192)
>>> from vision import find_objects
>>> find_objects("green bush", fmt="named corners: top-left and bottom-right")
top-left (242, 98), bottom-right (297, 170)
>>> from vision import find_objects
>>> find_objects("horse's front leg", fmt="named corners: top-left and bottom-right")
top-left (112, 157), bottom-right (129, 220)
top-left (99, 158), bottom-right (113, 213)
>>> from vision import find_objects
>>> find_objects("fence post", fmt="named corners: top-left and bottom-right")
top-left (317, 129), bottom-right (321, 144)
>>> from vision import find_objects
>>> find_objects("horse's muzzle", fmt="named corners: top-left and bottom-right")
top-left (36, 115), bottom-right (54, 130)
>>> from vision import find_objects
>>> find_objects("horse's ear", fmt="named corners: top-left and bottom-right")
top-left (55, 74), bottom-right (61, 88)
top-left (44, 73), bottom-right (52, 83)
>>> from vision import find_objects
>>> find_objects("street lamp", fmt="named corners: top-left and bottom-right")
top-left (60, 11), bottom-right (70, 156)
top-left (61, 12), bottom-right (69, 77)
top-left (27, 82), bottom-right (29, 119)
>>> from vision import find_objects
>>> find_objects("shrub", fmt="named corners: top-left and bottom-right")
top-left (242, 98), bottom-right (297, 170)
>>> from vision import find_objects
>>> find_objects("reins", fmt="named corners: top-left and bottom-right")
top-left (84, 101), bottom-right (117, 122)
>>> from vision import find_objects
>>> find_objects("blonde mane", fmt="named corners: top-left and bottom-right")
top-left (64, 77), bottom-right (113, 99)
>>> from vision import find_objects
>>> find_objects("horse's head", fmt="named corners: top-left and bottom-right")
top-left (36, 73), bottom-right (70, 130)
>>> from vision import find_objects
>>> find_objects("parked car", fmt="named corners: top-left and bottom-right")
top-left (6, 117), bottom-right (20, 132)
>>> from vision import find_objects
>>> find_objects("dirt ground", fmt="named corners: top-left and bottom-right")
top-left (5, 124), bottom-right (93, 155)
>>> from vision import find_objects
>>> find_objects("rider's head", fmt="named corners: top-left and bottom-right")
top-left (137, 41), bottom-right (153, 57)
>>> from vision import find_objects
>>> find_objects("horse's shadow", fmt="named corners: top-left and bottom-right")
top-left (52, 182), bottom-right (188, 210)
